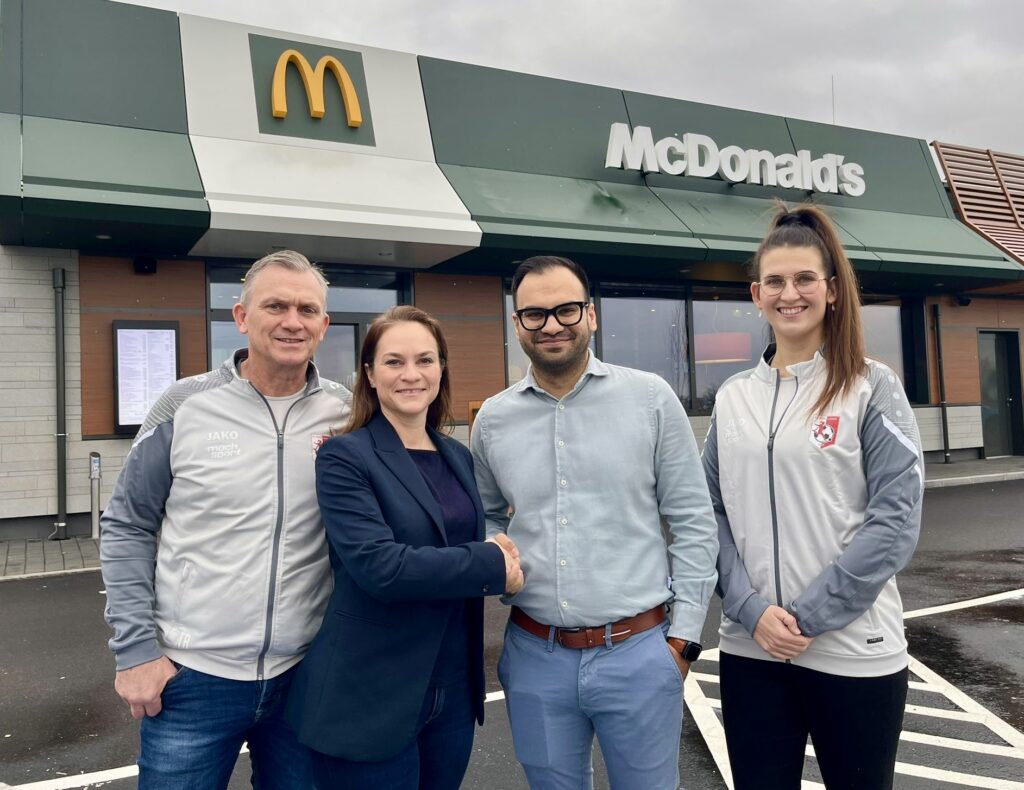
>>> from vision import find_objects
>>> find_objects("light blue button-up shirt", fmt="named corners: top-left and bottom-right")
top-left (471, 354), bottom-right (719, 641)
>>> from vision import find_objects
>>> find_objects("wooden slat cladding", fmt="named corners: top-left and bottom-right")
top-left (926, 295), bottom-right (1024, 404)
top-left (934, 141), bottom-right (1024, 261)
top-left (413, 273), bottom-right (506, 424)
top-left (80, 257), bottom-right (208, 437)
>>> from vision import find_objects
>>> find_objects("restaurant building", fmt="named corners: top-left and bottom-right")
top-left (2, 0), bottom-right (1023, 537)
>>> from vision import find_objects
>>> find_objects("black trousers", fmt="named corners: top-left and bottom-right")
top-left (719, 651), bottom-right (908, 790)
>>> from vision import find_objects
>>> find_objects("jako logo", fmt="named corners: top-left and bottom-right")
top-left (605, 123), bottom-right (866, 197)
top-left (271, 49), bottom-right (363, 128)
top-left (207, 431), bottom-right (239, 441)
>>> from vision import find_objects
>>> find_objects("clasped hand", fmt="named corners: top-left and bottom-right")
top-left (753, 605), bottom-right (813, 660)
top-left (486, 533), bottom-right (524, 594)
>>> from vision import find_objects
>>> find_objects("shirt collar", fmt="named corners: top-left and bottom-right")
top-left (517, 351), bottom-right (610, 397)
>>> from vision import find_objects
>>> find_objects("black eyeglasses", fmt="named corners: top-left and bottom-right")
top-left (514, 301), bottom-right (589, 331)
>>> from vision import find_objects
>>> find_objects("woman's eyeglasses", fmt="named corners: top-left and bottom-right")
top-left (758, 272), bottom-right (830, 296)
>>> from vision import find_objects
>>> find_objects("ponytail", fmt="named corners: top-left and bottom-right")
top-left (753, 202), bottom-right (865, 415)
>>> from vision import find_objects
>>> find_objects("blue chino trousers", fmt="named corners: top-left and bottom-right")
top-left (138, 663), bottom-right (312, 790)
top-left (498, 620), bottom-right (685, 790)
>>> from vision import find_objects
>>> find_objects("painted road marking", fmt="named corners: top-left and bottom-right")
top-left (903, 587), bottom-right (1024, 620)
top-left (6, 589), bottom-right (1021, 789)
top-left (686, 649), bottom-right (1024, 790)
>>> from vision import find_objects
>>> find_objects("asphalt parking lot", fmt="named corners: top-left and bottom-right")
top-left (1, 479), bottom-right (1022, 789)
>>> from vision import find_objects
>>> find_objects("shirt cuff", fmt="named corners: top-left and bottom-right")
top-left (667, 601), bottom-right (708, 642)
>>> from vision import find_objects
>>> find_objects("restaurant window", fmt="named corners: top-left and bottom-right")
top-left (691, 297), bottom-right (765, 413)
top-left (208, 265), bottom-right (405, 389)
top-left (862, 302), bottom-right (904, 381)
top-left (598, 290), bottom-right (689, 401)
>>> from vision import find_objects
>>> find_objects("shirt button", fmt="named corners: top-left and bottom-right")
top-left (558, 404), bottom-right (565, 410)
top-left (558, 440), bottom-right (565, 447)
top-left (560, 479), bottom-right (567, 487)
top-left (560, 559), bottom-right (567, 566)
top-left (561, 601), bottom-right (568, 608)
top-left (482, 585), bottom-right (490, 593)
top-left (560, 518), bottom-right (568, 525)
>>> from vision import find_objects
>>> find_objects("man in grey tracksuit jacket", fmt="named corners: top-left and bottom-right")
top-left (100, 252), bottom-right (350, 788)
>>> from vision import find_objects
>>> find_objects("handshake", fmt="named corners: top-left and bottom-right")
top-left (486, 533), bottom-right (525, 594)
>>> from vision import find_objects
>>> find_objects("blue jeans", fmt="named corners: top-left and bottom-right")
top-left (309, 679), bottom-right (476, 790)
top-left (138, 663), bottom-right (312, 790)
top-left (498, 620), bottom-right (685, 790)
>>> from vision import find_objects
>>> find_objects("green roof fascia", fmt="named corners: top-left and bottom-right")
top-left (420, 57), bottom-right (637, 184)
top-left (21, 116), bottom-right (208, 254)
top-left (0, 113), bottom-right (22, 244)
top-left (650, 189), bottom-right (883, 268)
top-left (824, 205), bottom-right (1022, 287)
top-left (440, 164), bottom-right (707, 260)
top-left (874, 251), bottom-right (1022, 281)
top-left (23, 0), bottom-right (188, 133)
top-left (828, 205), bottom-right (1005, 258)
top-left (786, 119), bottom-right (949, 217)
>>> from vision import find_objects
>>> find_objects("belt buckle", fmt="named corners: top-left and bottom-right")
top-left (556, 626), bottom-right (583, 648)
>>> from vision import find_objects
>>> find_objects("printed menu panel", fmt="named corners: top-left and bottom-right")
top-left (114, 323), bottom-right (179, 431)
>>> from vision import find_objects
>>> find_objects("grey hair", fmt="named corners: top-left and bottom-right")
top-left (240, 250), bottom-right (329, 306)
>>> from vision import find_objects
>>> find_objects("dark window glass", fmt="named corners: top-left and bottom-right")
top-left (863, 303), bottom-right (903, 381)
top-left (599, 296), bottom-right (688, 400)
top-left (692, 299), bottom-right (764, 412)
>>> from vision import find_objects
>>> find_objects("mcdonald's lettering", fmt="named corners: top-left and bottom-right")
top-left (271, 49), bottom-right (363, 128)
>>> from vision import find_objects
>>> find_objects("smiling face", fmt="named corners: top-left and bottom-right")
top-left (513, 265), bottom-right (596, 378)
top-left (752, 244), bottom-right (835, 352)
top-left (232, 264), bottom-right (329, 380)
top-left (366, 321), bottom-right (443, 426)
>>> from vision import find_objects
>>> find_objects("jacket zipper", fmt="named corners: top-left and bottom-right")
top-left (251, 384), bottom-right (314, 680)
top-left (766, 369), bottom-right (799, 614)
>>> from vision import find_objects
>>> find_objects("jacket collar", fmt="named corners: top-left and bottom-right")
top-left (225, 348), bottom-right (323, 395)
top-left (366, 411), bottom-right (451, 543)
top-left (753, 344), bottom-right (827, 383)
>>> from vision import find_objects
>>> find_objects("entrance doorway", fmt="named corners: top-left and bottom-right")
top-left (978, 331), bottom-right (1024, 457)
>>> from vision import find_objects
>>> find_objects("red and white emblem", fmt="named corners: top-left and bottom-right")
top-left (810, 416), bottom-right (840, 449)
top-left (311, 434), bottom-right (331, 455)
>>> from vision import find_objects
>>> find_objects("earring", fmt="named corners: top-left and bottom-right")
top-left (831, 304), bottom-right (836, 312)
top-left (757, 309), bottom-right (762, 318)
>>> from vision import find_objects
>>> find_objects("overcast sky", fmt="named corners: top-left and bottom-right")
top-left (125, 0), bottom-right (1024, 154)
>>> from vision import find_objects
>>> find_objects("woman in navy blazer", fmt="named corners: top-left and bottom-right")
top-left (285, 305), bottom-right (522, 789)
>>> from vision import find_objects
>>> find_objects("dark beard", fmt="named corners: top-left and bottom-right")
top-left (522, 332), bottom-right (590, 377)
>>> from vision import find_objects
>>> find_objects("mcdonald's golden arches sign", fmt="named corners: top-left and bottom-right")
top-left (249, 34), bottom-right (375, 145)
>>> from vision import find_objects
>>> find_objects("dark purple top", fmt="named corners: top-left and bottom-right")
top-left (409, 449), bottom-right (476, 685)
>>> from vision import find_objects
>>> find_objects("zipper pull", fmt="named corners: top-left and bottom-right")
top-left (767, 433), bottom-right (775, 451)
top-left (278, 432), bottom-right (284, 449)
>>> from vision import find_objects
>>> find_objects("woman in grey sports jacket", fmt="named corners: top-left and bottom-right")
top-left (702, 203), bottom-right (924, 790)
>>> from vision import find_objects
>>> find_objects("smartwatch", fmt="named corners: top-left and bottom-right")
top-left (667, 637), bottom-right (702, 662)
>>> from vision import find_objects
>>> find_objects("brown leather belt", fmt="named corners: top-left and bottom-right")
top-left (510, 605), bottom-right (666, 649)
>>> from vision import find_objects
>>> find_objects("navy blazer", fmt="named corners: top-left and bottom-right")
top-left (285, 411), bottom-right (506, 762)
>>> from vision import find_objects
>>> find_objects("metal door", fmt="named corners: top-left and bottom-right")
top-left (978, 331), bottom-right (1021, 457)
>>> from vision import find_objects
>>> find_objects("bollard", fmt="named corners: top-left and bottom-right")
top-left (90, 452), bottom-right (102, 540)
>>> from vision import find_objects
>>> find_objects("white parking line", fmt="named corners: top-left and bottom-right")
top-left (686, 649), bottom-right (1024, 790)
top-left (903, 588), bottom-right (1024, 620)
top-left (804, 744), bottom-right (1024, 789)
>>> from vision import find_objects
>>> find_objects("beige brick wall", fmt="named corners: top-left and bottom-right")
top-left (0, 245), bottom-right (131, 526)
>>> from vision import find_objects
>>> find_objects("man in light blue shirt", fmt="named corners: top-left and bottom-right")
top-left (471, 255), bottom-right (719, 790)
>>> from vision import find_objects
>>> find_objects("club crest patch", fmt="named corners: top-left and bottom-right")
top-left (312, 434), bottom-right (331, 456)
top-left (810, 416), bottom-right (840, 449)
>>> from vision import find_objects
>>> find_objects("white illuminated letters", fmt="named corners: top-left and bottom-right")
top-left (604, 123), bottom-right (866, 196)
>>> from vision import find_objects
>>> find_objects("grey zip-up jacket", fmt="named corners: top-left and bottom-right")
top-left (101, 352), bottom-right (351, 681)
top-left (702, 348), bottom-right (923, 677)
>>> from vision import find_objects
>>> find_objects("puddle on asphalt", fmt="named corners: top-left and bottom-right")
top-left (906, 600), bottom-right (1024, 732)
